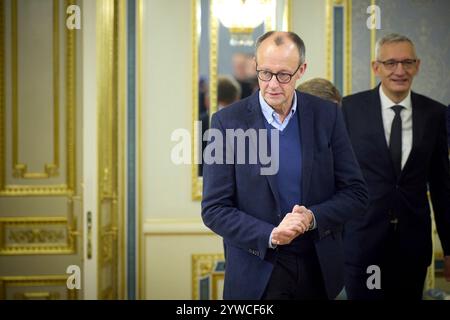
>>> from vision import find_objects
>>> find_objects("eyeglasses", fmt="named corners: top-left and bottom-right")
top-left (377, 59), bottom-right (417, 71)
top-left (256, 64), bottom-right (301, 84)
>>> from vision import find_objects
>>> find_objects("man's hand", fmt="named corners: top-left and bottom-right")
top-left (444, 256), bottom-right (450, 282)
top-left (270, 205), bottom-right (313, 246)
top-left (292, 205), bottom-right (314, 230)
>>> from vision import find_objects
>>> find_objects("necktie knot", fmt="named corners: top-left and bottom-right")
top-left (391, 105), bottom-right (404, 116)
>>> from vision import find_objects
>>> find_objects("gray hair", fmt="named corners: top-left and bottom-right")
top-left (255, 31), bottom-right (306, 65)
top-left (375, 33), bottom-right (417, 60)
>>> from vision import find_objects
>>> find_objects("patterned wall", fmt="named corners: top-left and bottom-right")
top-left (352, 0), bottom-right (450, 105)
top-left (351, 0), bottom-right (372, 94)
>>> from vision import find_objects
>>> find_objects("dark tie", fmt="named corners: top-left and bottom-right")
top-left (389, 105), bottom-right (403, 177)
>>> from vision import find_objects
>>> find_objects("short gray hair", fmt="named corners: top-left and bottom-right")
top-left (375, 33), bottom-right (417, 60)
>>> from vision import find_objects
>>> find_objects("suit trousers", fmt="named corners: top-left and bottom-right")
top-left (345, 222), bottom-right (428, 300)
top-left (262, 249), bottom-right (328, 300)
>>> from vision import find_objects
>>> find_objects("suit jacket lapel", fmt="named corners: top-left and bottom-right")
top-left (369, 86), bottom-right (398, 178)
top-left (371, 86), bottom-right (392, 158)
top-left (245, 93), bottom-right (281, 212)
top-left (298, 92), bottom-right (314, 204)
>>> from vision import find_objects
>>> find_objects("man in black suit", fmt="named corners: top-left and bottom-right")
top-left (342, 33), bottom-right (450, 299)
top-left (447, 105), bottom-right (450, 148)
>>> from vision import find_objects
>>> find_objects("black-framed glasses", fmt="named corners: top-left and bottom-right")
top-left (377, 59), bottom-right (417, 71)
top-left (256, 64), bottom-right (301, 84)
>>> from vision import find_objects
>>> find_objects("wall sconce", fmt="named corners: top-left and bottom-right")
top-left (213, 0), bottom-right (273, 46)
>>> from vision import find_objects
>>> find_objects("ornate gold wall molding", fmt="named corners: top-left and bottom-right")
top-left (326, 0), bottom-right (352, 95)
top-left (11, 0), bottom-right (60, 179)
top-left (192, 253), bottom-right (224, 300)
top-left (191, 0), bottom-right (201, 201)
top-left (137, 0), bottom-right (143, 301)
top-left (0, 0), bottom-right (77, 196)
top-left (14, 291), bottom-right (60, 299)
top-left (0, 217), bottom-right (75, 255)
top-left (96, 0), bottom-right (124, 299)
top-left (0, 0), bottom-right (3, 190)
top-left (370, 0), bottom-right (376, 88)
top-left (0, 275), bottom-right (77, 300)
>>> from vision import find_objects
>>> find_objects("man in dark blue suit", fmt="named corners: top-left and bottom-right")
top-left (342, 34), bottom-right (450, 300)
top-left (201, 31), bottom-right (368, 300)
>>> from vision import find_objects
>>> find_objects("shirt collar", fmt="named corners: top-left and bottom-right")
top-left (259, 91), bottom-right (297, 125)
top-left (379, 85), bottom-right (412, 111)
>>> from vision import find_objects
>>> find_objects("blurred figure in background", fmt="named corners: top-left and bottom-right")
top-left (232, 52), bottom-right (254, 99)
top-left (199, 77), bottom-right (209, 115)
top-left (245, 53), bottom-right (259, 95)
top-left (297, 78), bottom-right (342, 105)
top-left (198, 77), bottom-right (210, 177)
top-left (217, 75), bottom-right (241, 110)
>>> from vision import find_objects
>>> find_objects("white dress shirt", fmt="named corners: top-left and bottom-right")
top-left (259, 91), bottom-right (297, 131)
top-left (379, 86), bottom-right (413, 169)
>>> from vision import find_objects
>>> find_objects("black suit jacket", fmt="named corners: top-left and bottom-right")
top-left (447, 105), bottom-right (450, 146)
top-left (342, 86), bottom-right (450, 269)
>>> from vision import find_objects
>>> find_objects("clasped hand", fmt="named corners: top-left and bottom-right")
top-left (271, 205), bottom-right (313, 246)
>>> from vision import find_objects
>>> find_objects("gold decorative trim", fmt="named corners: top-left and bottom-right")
top-left (0, 0), bottom-right (77, 195)
top-left (209, 1), bottom-right (218, 118)
top-left (326, 0), bottom-right (332, 81)
top-left (211, 272), bottom-right (224, 300)
top-left (143, 222), bottom-right (146, 299)
top-left (100, 287), bottom-right (114, 300)
top-left (14, 291), bottom-right (60, 299)
top-left (286, 0), bottom-right (292, 31)
top-left (0, 217), bottom-right (75, 255)
top-left (0, 184), bottom-right (71, 196)
top-left (97, 0), bottom-right (120, 299)
top-left (0, 275), bottom-right (77, 300)
top-left (192, 253), bottom-right (224, 300)
top-left (121, 0), bottom-right (130, 301)
top-left (191, 0), bottom-right (201, 201)
top-left (12, 0), bottom-right (59, 178)
top-left (0, 0), bottom-right (4, 189)
top-left (137, 0), bottom-right (144, 300)
top-left (370, 0), bottom-right (376, 88)
top-left (345, 0), bottom-right (352, 95)
top-left (326, 0), bottom-right (352, 96)
top-left (66, 0), bottom-right (77, 193)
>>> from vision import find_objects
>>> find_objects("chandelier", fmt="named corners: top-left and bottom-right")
top-left (213, 0), bottom-right (273, 46)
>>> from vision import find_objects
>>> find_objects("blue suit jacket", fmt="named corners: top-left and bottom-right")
top-left (201, 91), bottom-right (368, 299)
